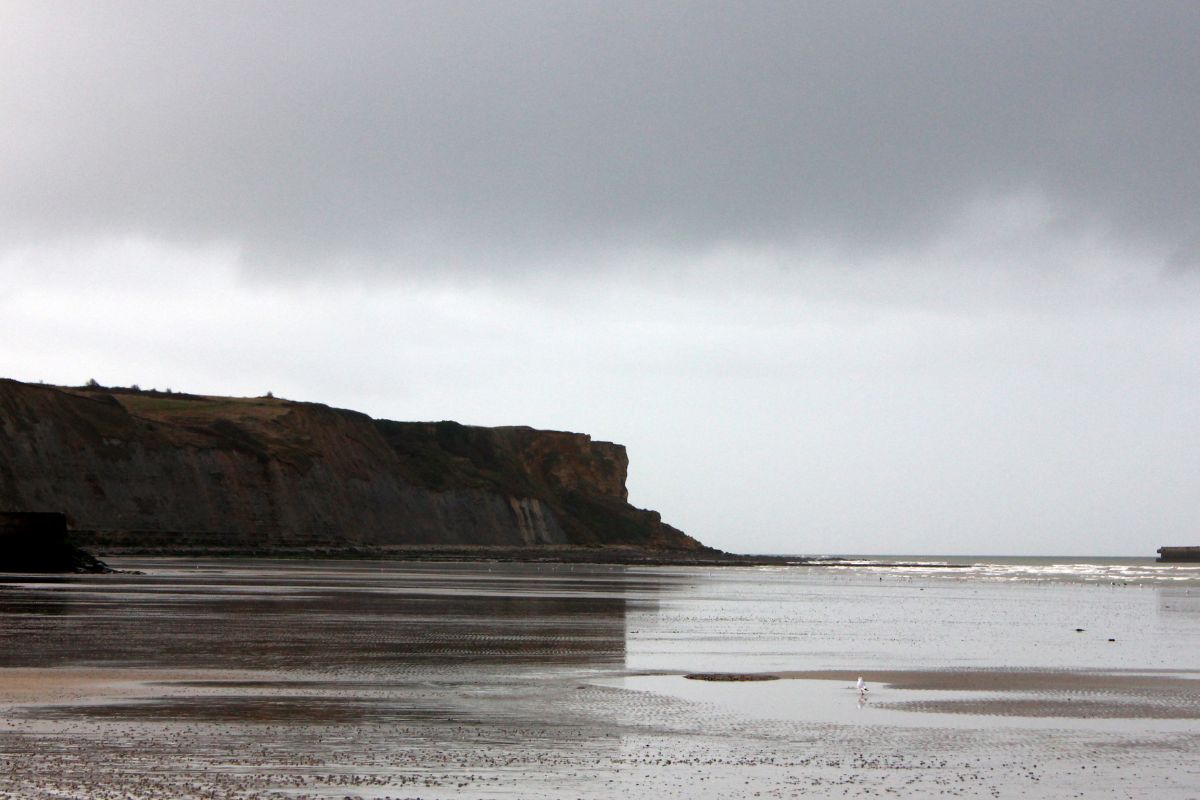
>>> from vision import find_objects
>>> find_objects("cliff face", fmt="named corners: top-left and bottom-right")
top-left (0, 379), bottom-right (700, 551)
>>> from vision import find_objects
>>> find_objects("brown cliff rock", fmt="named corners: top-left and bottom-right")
top-left (0, 379), bottom-right (701, 553)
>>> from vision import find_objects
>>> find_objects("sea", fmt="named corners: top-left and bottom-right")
top-left (626, 554), bottom-right (1200, 673)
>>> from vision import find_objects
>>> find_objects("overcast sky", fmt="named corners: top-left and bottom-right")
top-left (3, 1), bottom-right (1198, 555)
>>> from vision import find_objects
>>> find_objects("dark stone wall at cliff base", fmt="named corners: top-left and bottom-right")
top-left (0, 379), bottom-right (700, 553)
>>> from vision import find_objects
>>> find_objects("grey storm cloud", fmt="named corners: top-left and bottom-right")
top-left (2, 1), bottom-right (1198, 270)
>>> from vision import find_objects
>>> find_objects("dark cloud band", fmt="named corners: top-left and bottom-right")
top-left (2, 1), bottom-right (1197, 270)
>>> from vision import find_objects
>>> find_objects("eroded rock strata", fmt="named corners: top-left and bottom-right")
top-left (0, 379), bottom-right (702, 554)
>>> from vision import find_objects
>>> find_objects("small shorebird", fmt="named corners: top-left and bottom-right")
top-left (856, 677), bottom-right (869, 696)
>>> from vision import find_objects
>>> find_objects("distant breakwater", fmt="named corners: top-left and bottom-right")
top-left (1157, 546), bottom-right (1200, 563)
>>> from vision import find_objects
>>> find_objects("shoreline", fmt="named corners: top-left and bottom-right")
top-left (82, 543), bottom-right (799, 567)
top-left (75, 543), bottom-right (981, 568)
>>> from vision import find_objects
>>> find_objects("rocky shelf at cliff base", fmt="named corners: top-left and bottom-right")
top-left (0, 378), bottom-right (711, 564)
top-left (59, 539), bottom-right (818, 566)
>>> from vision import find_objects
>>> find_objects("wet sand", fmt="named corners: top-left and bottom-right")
top-left (2, 558), bottom-right (1198, 798)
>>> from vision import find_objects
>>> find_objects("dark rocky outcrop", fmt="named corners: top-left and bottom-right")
top-left (0, 379), bottom-right (703, 555)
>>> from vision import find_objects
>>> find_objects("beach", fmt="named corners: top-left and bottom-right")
top-left (2, 558), bottom-right (1198, 798)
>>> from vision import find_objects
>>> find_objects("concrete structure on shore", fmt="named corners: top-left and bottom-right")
top-left (1, 512), bottom-right (71, 570)
top-left (0, 511), bottom-right (106, 572)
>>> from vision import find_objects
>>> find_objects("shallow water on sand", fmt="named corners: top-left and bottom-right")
top-left (1, 558), bottom-right (1198, 798)
top-left (625, 562), bottom-right (1200, 673)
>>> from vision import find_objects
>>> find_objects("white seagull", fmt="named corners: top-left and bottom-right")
top-left (856, 677), bottom-right (869, 696)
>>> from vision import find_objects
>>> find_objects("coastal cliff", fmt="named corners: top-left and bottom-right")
top-left (0, 379), bottom-right (702, 553)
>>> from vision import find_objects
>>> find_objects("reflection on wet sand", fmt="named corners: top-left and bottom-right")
top-left (1, 561), bottom-right (662, 798)
top-left (0, 560), bottom-right (644, 670)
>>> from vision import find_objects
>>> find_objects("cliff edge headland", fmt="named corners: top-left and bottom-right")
top-left (0, 378), bottom-right (709, 560)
